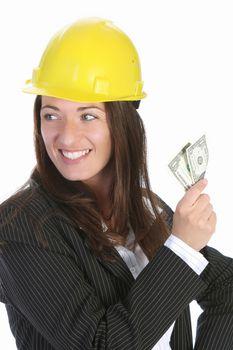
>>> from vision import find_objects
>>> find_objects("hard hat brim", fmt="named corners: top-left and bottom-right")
top-left (22, 85), bottom-right (147, 103)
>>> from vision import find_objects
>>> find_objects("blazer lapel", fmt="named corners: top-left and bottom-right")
top-left (96, 248), bottom-right (135, 287)
top-left (80, 232), bottom-right (135, 287)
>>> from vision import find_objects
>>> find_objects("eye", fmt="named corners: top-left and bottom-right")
top-left (43, 113), bottom-right (59, 121)
top-left (81, 114), bottom-right (96, 121)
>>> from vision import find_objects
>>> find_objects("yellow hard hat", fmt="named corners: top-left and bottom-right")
top-left (23, 18), bottom-right (146, 103)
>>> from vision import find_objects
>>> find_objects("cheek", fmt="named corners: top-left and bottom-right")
top-left (40, 125), bottom-right (55, 148)
top-left (40, 128), bottom-right (46, 145)
top-left (97, 129), bottom-right (112, 155)
top-left (88, 124), bottom-right (111, 152)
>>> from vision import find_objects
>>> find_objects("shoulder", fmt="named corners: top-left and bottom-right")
top-left (0, 183), bottom-right (54, 225)
top-left (0, 182), bottom-right (73, 249)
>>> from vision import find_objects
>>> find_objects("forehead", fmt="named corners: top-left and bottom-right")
top-left (41, 96), bottom-right (105, 111)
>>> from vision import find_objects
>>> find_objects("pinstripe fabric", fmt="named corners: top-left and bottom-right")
top-left (0, 184), bottom-right (232, 349)
top-left (116, 231), bottom-right (209, 349)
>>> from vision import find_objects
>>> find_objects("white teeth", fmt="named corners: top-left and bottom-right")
top-left (61, 149), bottom-right (90, 160)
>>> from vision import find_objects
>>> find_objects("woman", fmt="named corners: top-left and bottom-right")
top-left (0, 18), bottom-right (232, 350)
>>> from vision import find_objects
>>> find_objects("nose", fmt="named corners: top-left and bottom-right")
top-left (58, 120), bottom-right (84, 147)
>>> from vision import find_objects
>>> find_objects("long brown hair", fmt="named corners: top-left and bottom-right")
top-left (28, 96), bottom-right (170, 260)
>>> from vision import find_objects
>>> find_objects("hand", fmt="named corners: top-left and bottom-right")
top-left (172, 179), bottom-right (217, 251)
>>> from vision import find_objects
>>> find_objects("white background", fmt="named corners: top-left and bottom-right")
top-left (0, 0), bottom-right (232, 348)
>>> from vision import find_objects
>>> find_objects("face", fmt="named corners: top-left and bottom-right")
top-left (40, 96), bottom-right (112, 189)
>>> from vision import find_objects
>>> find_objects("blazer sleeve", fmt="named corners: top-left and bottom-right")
top-left (193, 246), bottom-right (233, 350)
top-left (0, 204), bottom-right (209, 350)
top-left (157, 195), bottom-right (233, 350)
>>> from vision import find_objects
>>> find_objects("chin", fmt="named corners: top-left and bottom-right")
top-left (61, 174), bottom-right (82, 182)
top-left (59, 171), bottom-right (91, 182)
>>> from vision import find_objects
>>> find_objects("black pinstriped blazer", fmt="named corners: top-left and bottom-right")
top-left (0, 181), bottom-right (233, 350)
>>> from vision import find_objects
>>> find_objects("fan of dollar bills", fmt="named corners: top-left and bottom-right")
top-left (168, 135), bottom-right (208, 190)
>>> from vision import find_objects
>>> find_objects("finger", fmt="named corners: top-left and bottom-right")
top-left (198, 203), bottom-right (214, 221)
top-left (182, 179), bottom-right (208, 207)
top-left (208, 211), bottom-right (217, 225)
top-left (194, 193), bottom-right (211, 211)
top-left (208, 211), bottom-right (217, 232)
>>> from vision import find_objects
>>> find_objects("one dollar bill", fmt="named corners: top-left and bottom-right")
top-left (168, 135), bottom-right (209, 190)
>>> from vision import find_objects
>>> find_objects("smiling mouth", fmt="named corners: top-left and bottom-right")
top-left (60, 149), bottom-right (92, 160)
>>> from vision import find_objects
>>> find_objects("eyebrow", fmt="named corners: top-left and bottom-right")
top-left (41, 104), bottom-right (105, 112)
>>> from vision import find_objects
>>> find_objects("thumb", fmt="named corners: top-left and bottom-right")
top-left (183, 178), bottom-right (208, 206)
